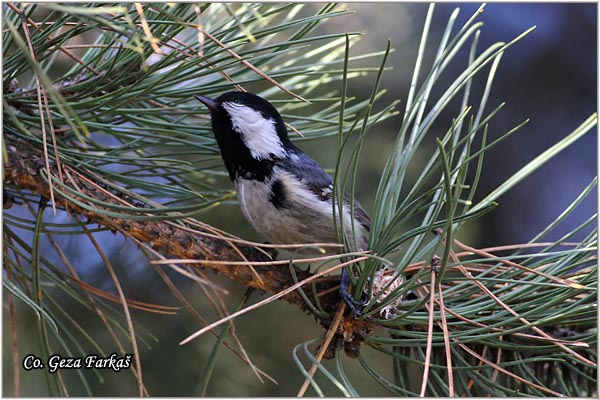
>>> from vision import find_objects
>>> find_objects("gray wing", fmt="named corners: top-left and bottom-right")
top-left (345, 194), bottom-right (371, 232)
top-left (281, 149), bottom-right (371, 232)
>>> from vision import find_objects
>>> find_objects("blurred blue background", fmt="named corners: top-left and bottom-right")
top-left (329, 2), bottom-right (597, 247)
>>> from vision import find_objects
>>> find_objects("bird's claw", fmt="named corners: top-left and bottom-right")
top-left (340, 267), bottom-right (367, 316)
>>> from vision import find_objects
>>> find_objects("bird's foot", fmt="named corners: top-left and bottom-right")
top-left (340, 267), bottom-right (367, 316)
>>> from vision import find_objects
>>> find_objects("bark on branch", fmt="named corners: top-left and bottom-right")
top-left (4, 134), bottom-right (377, 354)
top-left (4, 135), bottom-right (332, 307)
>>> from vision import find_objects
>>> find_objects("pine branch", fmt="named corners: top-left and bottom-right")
top-left (4, 3), bottom-right (596, 396)
top-left (3, 133), bottom-right (343, 316)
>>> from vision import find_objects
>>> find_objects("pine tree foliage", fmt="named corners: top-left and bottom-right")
top-left (3, 3), bottom-right (597, 396)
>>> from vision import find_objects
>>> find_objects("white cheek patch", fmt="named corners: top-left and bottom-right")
top-left (222, 102), bottom-right (287, 160)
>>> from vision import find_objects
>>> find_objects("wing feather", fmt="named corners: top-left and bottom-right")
top-left (281, 149), bottom-right (371, 233)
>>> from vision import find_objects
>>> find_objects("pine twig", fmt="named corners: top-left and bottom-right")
top-left (3, 134), bottom-right (374, 345)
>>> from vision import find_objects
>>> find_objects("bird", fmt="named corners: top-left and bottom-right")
top-left (195, 91), bottom-right (371, 314)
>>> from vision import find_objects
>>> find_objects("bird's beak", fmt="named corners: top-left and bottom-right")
top-left (194, 95), bottom-right (218, 112)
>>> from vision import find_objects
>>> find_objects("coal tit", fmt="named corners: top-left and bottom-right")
top-left (195, 91), bottom-right (370, 314)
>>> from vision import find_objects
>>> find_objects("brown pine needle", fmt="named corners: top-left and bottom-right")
top-left (454, 238), bottom-right (586, 289)
top-left (455, 261), bottom-right (595, 367)
top-left (66, 274), bottom-right (180, 314)
top-left (80, 219), bottom-right (145, 396)
top-left (433, 296), bottom-right (589, 347)
top-left (143, 246), bottom-right (277, 384)
top-left (7, 3), bottom-right (100, 75)
top-left (457, 342), bottom-right (563, 397)
top-left (134, 3), bottom-right (164, 55)
top-left (43, 231), bottom-right (150, 394)
top-left (419, 270), bottom-right (436, 397)
top-left (160, 262), bottom-right (229, 293)
top-left (19, 12), bottom-right (57, 215)
top-left (297, 302), bottom-right (347, 397)
top-left (199, 27), bottom-right (310, 104)
top-left (153, 250), bottom-right (368, 268)
top-left (179, 257), bottom-right (368, 345)
top-left (5, 263), bottom-right (20, 397)
top-left (194, 5), bottom-right (204, 57)
top-left (437, 280), bottom-right (454, 397)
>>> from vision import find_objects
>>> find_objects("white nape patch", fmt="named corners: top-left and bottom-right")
top-left (222, 102), bottom-right (287, 160)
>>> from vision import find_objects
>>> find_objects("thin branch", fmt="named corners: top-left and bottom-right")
top-left (141, 245), bottom-right (276, 384)
top-left (19, 12), bottom-right (57, 214)
top-left (199, 27), bottom-right (310, 104)
top-left (4, 261), bottom-right (20, 397)
top-left (4, 134), bottom-right (374, 341)
top-left (43, 232), bottom-right (150, 394)
top-left (4, 136), bottom-right (304, 301)
top-left (436, 279), bottom-right (454, 397)
top-left (457, 342), bottom-right (563, 396)
top-left (419, 270), bottom-right (436, 397)
top-left (134, 3), bottom-right (164, 55)
top-left (297, 302), bottom-right (347, 397)
top-left (6, 3), bottom-right (100, 75)
top-left (77, 215), bottom-right (145, 396)
top-left (453, 254), bottom-right (595, 366)
top-left (454, 238), bottom-right (585, 289)
top-left (179, 257), bottom-right (369, 345)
